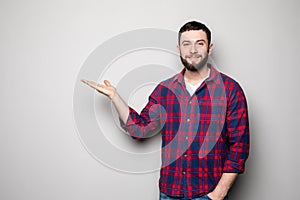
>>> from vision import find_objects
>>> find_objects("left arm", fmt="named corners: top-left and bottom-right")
top-left (209, 83), bottom-right (250, 200)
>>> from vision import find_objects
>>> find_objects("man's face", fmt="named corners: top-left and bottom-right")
top-left (178, 30), bottom-right (213, 72)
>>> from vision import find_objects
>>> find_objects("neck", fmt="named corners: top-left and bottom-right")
top-left (184, 65), bottom-right (210, 85)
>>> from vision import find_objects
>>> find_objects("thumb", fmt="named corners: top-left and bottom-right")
top-left (104, 80), bottom-right (111, 86)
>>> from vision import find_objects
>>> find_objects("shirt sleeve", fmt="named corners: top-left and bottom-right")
top-left (223, 82), bottom-right (250, 173)
top-left (120, 85), bottom-right (166, 140)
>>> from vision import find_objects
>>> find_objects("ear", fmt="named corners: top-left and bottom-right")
top-left (177, 44), bottom-right (180, 54)
top-left (208, 43), bottom-right (213, 55)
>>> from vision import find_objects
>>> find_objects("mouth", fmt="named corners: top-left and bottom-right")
top-left (186, 55), bottom-right (201, 63)
top-left (187, 55), bottom-right (201, 58)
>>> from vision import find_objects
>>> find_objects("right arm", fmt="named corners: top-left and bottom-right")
top-left (81, 79), bottom-right (165, 139)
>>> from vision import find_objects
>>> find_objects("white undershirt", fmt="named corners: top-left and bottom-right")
top-left (185, 80), bottom-right (203, 96)
top-left (185, 74), bottom-right (209, 96)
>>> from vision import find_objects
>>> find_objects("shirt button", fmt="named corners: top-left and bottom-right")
top-left (185, 136), bottom-right (188, 140)
top-left (184, 154), bottom-right (187, 157)
top-left (187, 118), bottom-right (190, 122)
top-left (183, 171), bottom-right (186, 175)
top-left (189, 101), bottom-right (192, 104)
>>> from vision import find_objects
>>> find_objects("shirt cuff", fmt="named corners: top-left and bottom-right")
top-left (119, 107), bottom-right (142, 140)
top-left (222, 159), bottom-right (245, 174)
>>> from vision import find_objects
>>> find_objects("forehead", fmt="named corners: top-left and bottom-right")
top-left (180, 30), bottom-right (208, 43)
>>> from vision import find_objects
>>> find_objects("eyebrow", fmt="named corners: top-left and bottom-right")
top-left (181, 39), bottom-right (207, 44)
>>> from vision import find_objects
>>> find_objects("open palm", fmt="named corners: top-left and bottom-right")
top-left (81, 79), bottom-right (116, 100)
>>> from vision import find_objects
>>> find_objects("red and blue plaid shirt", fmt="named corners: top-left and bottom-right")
top-left (121, 66), bottom-right (249, 198)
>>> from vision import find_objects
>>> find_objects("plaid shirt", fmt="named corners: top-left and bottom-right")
top-left (121, 66), bottom-right (249, 198)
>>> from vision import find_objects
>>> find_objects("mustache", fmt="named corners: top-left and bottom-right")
top-left (186, 54), bottom-right (201, 58)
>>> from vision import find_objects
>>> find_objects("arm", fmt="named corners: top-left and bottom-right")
top-left (223, 83), bottom-right (250, 173)
top-left (209, 83), bottom-right (250, 200)
top-left (81, 79), bottom-right (165, 139)
top-left (207, 173), bottom-right (238, 200)
top-left (111, 92), bottom-right (130, 124)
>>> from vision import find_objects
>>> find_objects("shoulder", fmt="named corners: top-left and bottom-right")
top-left (220, 72), bottom-right (243, 89)
top-left (149, 72), bottom-right (181, 97)
top-left (219, 72), bottom-right (247, 98)
top-left (154, 72), bottom-right (180, 89)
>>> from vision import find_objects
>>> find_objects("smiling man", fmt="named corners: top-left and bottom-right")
top-left (82, 21), bottom-right (250, 200)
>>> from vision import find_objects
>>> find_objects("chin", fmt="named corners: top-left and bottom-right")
top-left (188, 59), bottom-right (201, 64)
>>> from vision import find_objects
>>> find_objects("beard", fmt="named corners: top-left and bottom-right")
top-left (180, 52), bottom-right (209, 72)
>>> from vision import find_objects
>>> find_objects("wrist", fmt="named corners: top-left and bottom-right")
top-left (213, 185), bottom-right (229, 198)
top-left (110, 91), bottom-right (118, 101)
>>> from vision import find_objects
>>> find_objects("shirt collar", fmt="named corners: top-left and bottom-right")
top-left (172, 63), bottom-right (221, 85)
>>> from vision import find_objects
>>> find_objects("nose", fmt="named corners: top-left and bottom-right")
top-left (190, 44), bottom-right (198, 53)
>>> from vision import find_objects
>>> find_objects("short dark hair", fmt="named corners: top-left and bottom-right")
top-left (178, 21), bottom-right (211, 45)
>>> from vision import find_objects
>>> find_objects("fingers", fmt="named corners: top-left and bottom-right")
top-left (81, 79), bottom-right (116, 99)
top-left (81, 79), bottom-right (91, 86)
top-left (81, 79), bottom-right (98, 90)
top-left (81, 79), bottom-right (112, 92)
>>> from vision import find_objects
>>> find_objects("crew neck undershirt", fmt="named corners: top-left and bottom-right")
top-left (185, 74), bottom-right (209, 96)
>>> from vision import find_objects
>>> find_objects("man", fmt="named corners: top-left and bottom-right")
top-left (82, 21), bottom-right (249, 200)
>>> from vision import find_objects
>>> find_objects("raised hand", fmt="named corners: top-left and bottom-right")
top-left (81, 79), bottom-right (129, 123)
top-left (81, 79), bottom-right (116, 100)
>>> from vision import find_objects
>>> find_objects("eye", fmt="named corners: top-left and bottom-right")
top-left (182, 43), bottom-right (191, 47)
top-left (197, 42), bottom-right (204, 46)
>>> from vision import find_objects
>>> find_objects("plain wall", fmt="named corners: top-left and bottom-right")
top-left (0, 0), bottom-right (299, 199)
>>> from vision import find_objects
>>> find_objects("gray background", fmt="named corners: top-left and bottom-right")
top-left (0, 0), bottom-right (299, 199)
